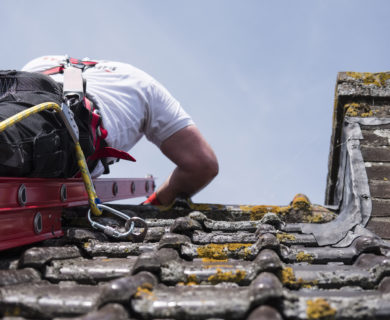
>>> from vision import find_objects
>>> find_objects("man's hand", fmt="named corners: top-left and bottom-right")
top-left (155, 125), bottom-right (218, 205)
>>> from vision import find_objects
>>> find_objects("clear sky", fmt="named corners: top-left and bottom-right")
top-left (1, 1), bottom-right (389, 206)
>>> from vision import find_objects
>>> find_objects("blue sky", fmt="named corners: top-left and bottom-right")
top-left (1, 1), bottom-right (389, 206)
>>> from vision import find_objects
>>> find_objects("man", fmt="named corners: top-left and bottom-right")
top-left (21, 56), bottom-right (219, 205)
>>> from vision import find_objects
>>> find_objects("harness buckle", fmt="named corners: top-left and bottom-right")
top-left (87, 204), bottom-right (148, 240)
top-left (64, 55), bottom-right (85, 70)
top-left (63, 67), bottom-right (84, 104)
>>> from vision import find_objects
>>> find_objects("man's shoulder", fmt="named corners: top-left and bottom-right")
top-left (22, 55), bottom-right (66, 72)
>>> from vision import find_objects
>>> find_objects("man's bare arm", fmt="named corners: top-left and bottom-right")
top-left (155, 125), bottom-right (218, 205)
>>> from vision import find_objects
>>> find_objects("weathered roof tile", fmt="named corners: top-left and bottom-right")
top-left (45, 257), bottom-right (138, 283)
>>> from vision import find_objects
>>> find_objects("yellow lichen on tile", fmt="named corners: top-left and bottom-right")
top-left (304, 212), bottom-right (327, 223)
top-left (239, 204), bottom-right (292, 221)
top-left (207, 268), bottom-right (246, 284)
top-left (239, 205), bottom-right (281, 220)
top-left (344, 102), bottom-right (374, 118)
top-left (280, 267), bottom-right (318, 288)
top-left (239, 205), bottom-right (275, 213)
top-left (187, 274), bottom-right (197, 281)
top-left (201, 258), bottom-right (235, 270)
top-left (239, 195), bottom-right (335, 223)
top-left (276, 232), bottom-right (296, 242)
top-left (201, 257), bottom-right (229, 263)
top-left (134, 286), bottom-right (153, 298)
top-left (134, 283), bottom-right (155, 300)
top-left (240, 194), bottom-right (314, 221)
top-left (291, 194), bottom-right (311, 211)
top-left (274, 205), bottom-right (291, 215)
top-left (281, 267), bottom-right (296, 284)
top-left (346, 71), bottom-right (390, 87)
top-left (177, 281), bottom-right (198, 286)
top-left (361, 112), bottom-right (373, 117)
top-left (191, 203), bottom-right (225, 211)
top-left (345, 103), bottom-right (359, 117)
top-left (178, 274), bottom-right (202, 286)
top-left (296, 251), bottom-right (315, 263)
top-left (306, 298), bottom-right (336, 320)
top-left (185, 274), bottom-right (199, 285)
top-left (197, 243), bottom-right (252, 260)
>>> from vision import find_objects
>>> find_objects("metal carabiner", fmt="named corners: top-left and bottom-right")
top-left (87, 204), bottom-right (148, 239)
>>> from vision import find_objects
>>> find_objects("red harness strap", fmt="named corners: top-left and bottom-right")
top-left (83, 97), bottom-right (135, 163)
top-left (89, 147), bottom-right (136, 162)
top-left (69, 57), bottom-right (97, 66)
top-left (42, 58), bottom-right (98, 75)
top-left (39, 57), bottom-right (136, 169)
top-left (42, 66), bottom-right (65, 75)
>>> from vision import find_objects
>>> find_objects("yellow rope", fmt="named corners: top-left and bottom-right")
top-left (0, 102), bottom-right (102, 216)
top-left (0, 102), bottom-right (61, 132)
top-left (75, 142), bottom-right (101, 216)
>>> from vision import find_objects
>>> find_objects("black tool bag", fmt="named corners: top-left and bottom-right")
top-left (0, 70), bottom-right (95, 178)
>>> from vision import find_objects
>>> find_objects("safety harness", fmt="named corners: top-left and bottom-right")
top-left (0, 60), bottom-right (150, 239)
top-left (41, 57), bottom-right (135, 175)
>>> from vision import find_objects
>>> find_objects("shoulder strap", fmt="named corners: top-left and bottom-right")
top-left (41, 58), bottom-right (98, 75)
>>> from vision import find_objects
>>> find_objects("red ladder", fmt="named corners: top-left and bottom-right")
top-left (0, 177), bottom-right (154, 251)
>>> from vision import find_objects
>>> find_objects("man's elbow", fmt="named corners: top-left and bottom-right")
top-left (199, 155), bottom-right (219, 183)
top-left (209, 157), bottom-right (219, 179)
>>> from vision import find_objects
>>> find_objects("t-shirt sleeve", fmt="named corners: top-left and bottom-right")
top-left (144, 80), bottom-right (195, 147)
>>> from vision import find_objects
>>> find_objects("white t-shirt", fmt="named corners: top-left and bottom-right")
top-left (22, 55), bottom-right (194, 176)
